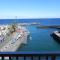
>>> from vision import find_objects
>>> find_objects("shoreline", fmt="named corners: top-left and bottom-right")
top-left (0, 24), bottom-right (30, 52)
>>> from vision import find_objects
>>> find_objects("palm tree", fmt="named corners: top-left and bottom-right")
top-left (11, 24), bottom-right (16, 32)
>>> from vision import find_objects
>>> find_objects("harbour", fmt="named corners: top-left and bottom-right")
top-left (0, 19), bottom-right (60, 60)
top-left (0, 0), bottom-right (60, 60)
top-left (16, 19), bottom-right (60, 52)
top-left (0, 19), bottom-right (60, 52)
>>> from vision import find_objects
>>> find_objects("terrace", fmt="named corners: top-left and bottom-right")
top-left (0, 52), bottom-right (60, 60)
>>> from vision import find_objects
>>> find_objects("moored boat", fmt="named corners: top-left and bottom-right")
top-left (51, 31), bottom-right (60, 42)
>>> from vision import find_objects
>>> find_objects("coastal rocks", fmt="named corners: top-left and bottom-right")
top-left (0, 24), bottom-right (30, 52)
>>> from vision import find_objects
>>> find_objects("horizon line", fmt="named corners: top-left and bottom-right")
top-left (0, 17), bottom-right (60, 19)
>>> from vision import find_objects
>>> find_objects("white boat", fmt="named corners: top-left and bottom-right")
top-left (51, 31), bottom-right (60, 42)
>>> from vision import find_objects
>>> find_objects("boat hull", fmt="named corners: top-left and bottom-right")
top-left (51, 33), bottom-right (60, 43)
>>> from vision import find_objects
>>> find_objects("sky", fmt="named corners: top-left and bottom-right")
top-left (0, 0), bottom-right (60, 19)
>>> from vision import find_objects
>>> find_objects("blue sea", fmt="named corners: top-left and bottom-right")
top-left (0, 18), bottom-right (60, 25)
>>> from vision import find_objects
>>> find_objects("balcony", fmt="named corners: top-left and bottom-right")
top-left (0, 52), bottom-right (60, 60)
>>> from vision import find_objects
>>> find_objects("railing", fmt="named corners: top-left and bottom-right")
top-left (0, 52), bottom-right (60, 60)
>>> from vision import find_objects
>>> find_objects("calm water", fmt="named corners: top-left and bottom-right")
top-left (18, 26), bottom-right (60, 52)
top-left (0, 19), bottom-right (60, 52)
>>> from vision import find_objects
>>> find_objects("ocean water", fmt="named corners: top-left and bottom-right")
top-left (18, 26), bottom-right (60, 52)
top-left (0, 18), bottom-right (60, 25)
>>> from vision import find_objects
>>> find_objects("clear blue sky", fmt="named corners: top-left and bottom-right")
top-left (0, 0), bottom-right (60, 18)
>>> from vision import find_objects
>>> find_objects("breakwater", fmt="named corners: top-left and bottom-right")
top-left (36, 25), bottom-right (60, 29)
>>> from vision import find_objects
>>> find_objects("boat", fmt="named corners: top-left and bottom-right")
top-left (0, 24), bottom-right (30, 52)
top-left (51, 31), bottom-right (60, 42)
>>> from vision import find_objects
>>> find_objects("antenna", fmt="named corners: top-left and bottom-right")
top-left (14, 16), bottom-right (17, 24)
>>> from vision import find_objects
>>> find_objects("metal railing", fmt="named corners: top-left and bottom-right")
top-left (0, 52), bottom-right (60, 60)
